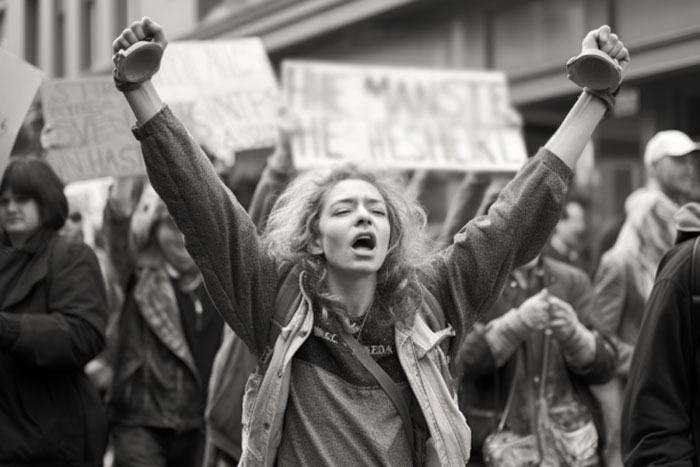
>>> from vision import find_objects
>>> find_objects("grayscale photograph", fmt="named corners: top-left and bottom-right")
top-left (0, 1), bottom-right (698, 466)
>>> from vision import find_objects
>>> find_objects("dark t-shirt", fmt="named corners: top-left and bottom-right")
top-left (276, 306), bottom-right (413, 466)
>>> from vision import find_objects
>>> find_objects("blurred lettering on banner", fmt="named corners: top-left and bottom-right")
top-left (0, 49), bottom-right (43, 175)
top-left (152, 39), bottom-right (279, 163)
top-left (41, 76), bottom-right (145, 182)
top-left (283, 60), bottom-right (527, 171)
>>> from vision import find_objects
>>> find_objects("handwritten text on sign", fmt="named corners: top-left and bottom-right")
top-left (41, 77), bottom-right (145, 182)
top-left (283, 61), bottom-right (526, 171)
top-left (152, 39), bottom-right (279, 162)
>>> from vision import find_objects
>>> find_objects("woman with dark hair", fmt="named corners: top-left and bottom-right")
top-left (111, 19), bottom-right (628, 467)
top-left (0, 157), bottom-right (108, 466)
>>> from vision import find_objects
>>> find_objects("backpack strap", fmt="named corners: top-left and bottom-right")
top-left (421, 288), bottom-right (454, 358)
top-left (263, 266), bottom-right (302, 357)
top-left (421, 289), bottom-right (446, 328)
top-left (691, 237), bottom-right (700, 307)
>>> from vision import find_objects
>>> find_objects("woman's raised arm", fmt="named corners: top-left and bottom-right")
top-left (544, 25), bottom-right (630, 168)
top-left (111, 17), bottom-right (281, 354)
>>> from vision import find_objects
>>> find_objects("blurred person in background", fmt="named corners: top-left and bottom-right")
top-left (641, 130), bottom-right (699, 206)
top-left (543, 195), bottom-right (592, 276)
top-left (591, 129), bottom-right (699, 467)
top-left (436, 172), bottom-right (513, 246)
top-left (621, 202), bottom-right (700, 466)
top-left (102, 176), bottom-right (146, 289)
top-left (0, 156), bottom-right (108, 466)
top-left (453, 201), bottom-right (615, 465)
top-left (590, 215), bottom-right (625, 279)
top-left (107, 183), bottom-right (223, 467)
top-left (60, 196), bottom-right (85, 242)
top-left (84, 226), bottom-right (125, 400)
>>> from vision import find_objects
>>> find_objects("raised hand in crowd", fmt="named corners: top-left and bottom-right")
top-left (268, 107), bottom-right (299, 173)
top-left (437, 171), bottom-right (494, 244)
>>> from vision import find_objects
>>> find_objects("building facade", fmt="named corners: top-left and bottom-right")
top-left (179, 0), bottom-right (700, 232)
top-left (3, 0), bottom-right (700, 249)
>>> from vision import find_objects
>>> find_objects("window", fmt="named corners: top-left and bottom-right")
top-left (80, 0), bottom-right (96, 70)
top-left (24, 0), bottom-right (39, 65)
top-left (0, 7), bottom-right (6, 48)
top-left (114, 0), bottom-right (127, 38)
top-left (54, 0), bottom-right (65, 76)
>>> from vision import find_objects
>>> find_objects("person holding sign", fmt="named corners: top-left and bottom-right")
top-left (111, 17), bottom-right (628, 467)
top-left (0, 157), bottom-right (108, 466)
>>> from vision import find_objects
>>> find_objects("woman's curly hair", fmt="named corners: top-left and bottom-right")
top-left (261, 166), bottom-right (437, 332)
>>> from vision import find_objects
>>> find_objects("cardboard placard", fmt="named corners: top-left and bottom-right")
top-left (283, 60), bottom-right (527, 171)
top-left (152, 39), bottom-right (280, 162)
top-left (0, 49), bottom-right (43, 175)
top-left (41, 76), bottom-right (145, 182)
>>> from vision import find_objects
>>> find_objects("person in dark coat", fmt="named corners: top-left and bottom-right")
top-left (621, 201), bottom-right (700, 466)
top-left (0, 156), bottom-right (108, 466)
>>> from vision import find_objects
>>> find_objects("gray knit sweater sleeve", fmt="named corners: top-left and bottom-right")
top-left (132, 106), bottom-right (278, 355)
top-left (430, 148), bottom-right (573, 348)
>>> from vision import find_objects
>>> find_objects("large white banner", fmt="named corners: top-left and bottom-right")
top-left (41, 77), bottom-right (145, 182)
top-left (0, 49), bottom-right (43, 175)
top-left (283, 60), bottom-right (527, 171)
top-left (152, 39), bottom-right (280, 163)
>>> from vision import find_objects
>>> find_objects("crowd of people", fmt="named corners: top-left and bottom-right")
top-left (1, 15), bottom-right (699, 467)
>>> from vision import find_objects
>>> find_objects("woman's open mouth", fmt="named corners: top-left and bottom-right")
top-left (351, 233), bottom-right (377, 252)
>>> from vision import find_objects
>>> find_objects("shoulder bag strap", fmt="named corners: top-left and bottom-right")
top-left (496, 347), bottom-right (525, 432)
top-left (339, 329), bottom-right (415, 453)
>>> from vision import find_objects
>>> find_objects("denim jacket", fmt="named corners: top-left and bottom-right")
top-left (240, 273), bottom-right (471, 467)
top-left (131, 107), bottom-right (573, 467)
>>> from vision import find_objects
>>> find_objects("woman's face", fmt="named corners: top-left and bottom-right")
top-left (0, 189), bottom-right (42, 238)
top-left (312, 179), bottom-right (391, 279)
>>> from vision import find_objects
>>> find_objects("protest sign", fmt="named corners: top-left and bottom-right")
top-left (152, 39), bottom-right (280, 163)
top-left (41, 76), bottom-right (145, 182)
top-left (0, 49), bottom-right (43, 175)
top-left (283, 60), bottom-right (527, 172)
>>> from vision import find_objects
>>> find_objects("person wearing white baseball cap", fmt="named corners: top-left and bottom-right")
top-left (643, 130), bottom-right (699, 205)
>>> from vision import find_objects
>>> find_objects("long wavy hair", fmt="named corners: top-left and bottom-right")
top-left (262, 166), bottom-right (436, 332)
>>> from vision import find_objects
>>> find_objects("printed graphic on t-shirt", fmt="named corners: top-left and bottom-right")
top-left (294, 308), bottom-right (407, 386)
top-left (312, 325), bottom-right (395, 357)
